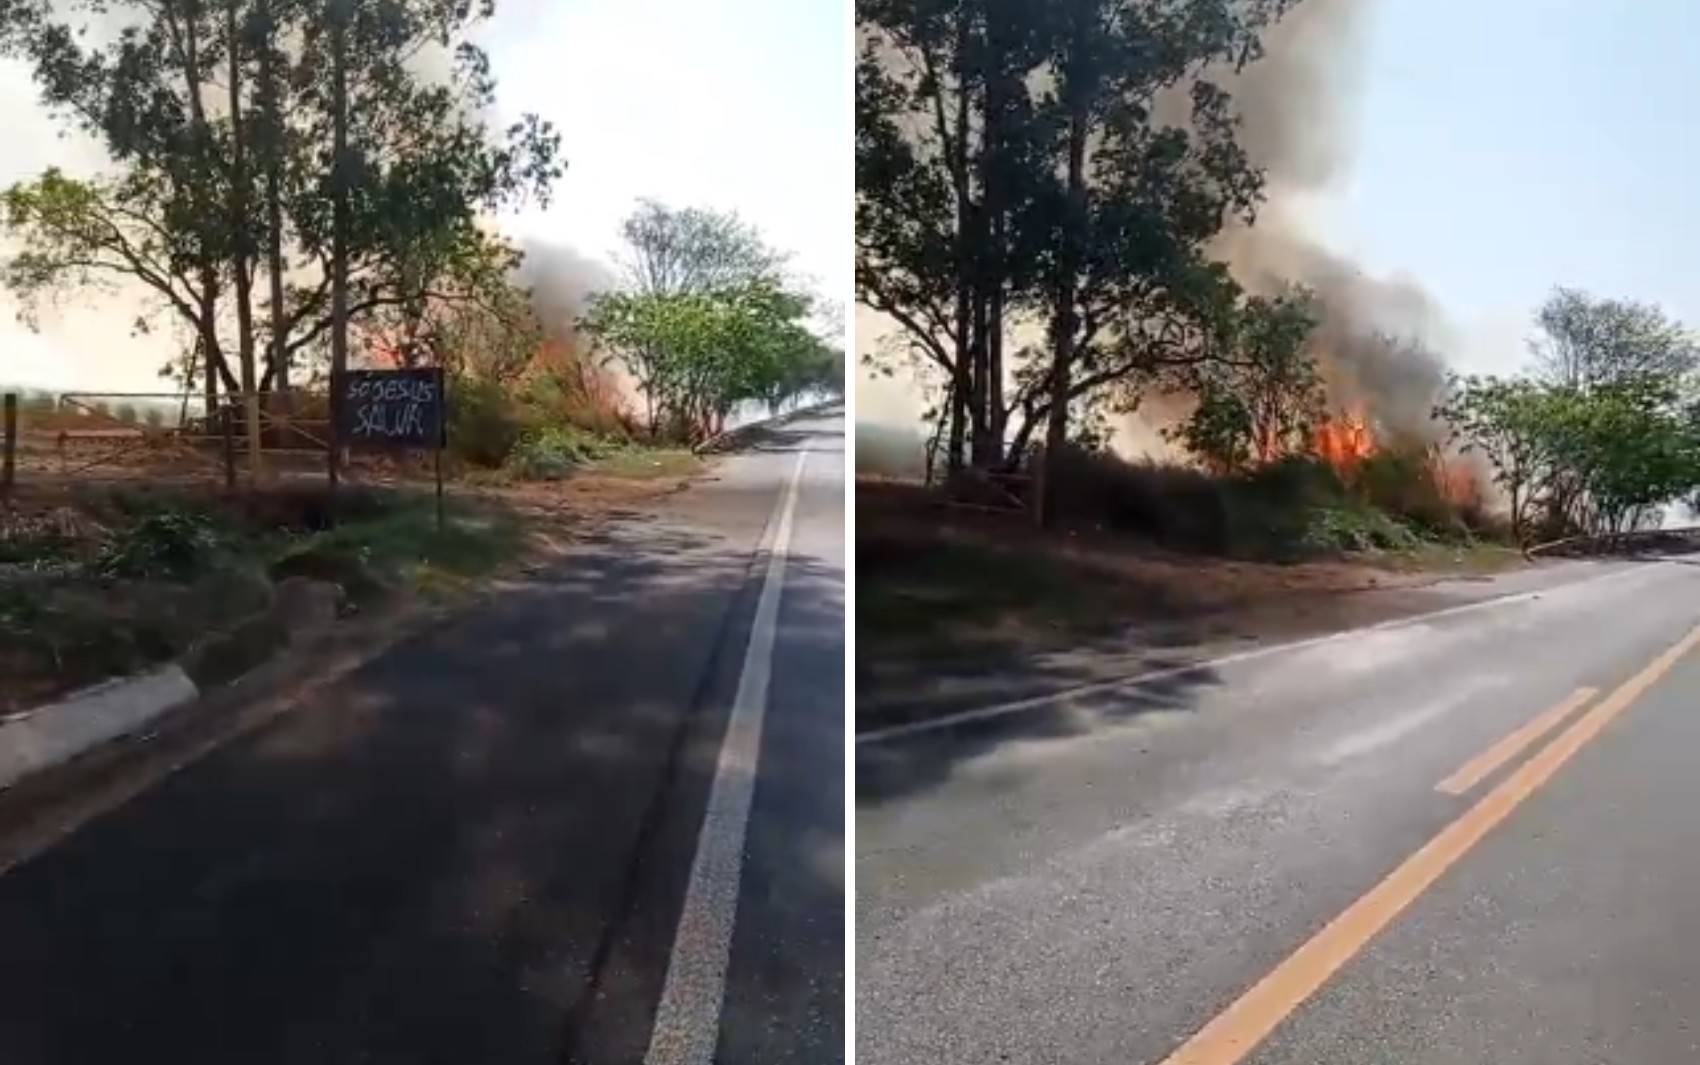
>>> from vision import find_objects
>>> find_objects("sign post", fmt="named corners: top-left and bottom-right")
top-left (1, 392), bottom-right (16, 502)
top-left (335, 367), bottom-right (449, 530)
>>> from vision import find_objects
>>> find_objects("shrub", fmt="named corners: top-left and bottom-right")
top-left (505, 425), bottom-right (618, 481)
top-left (1299, 504), bottom-right (1420, 555)
top-left (448, 376), bottom-right (526, 468)
top-left (96, 510), bottom-right (225, 580)
top-left (1042, 444), bottom-right (1451, 560)
top-left (1044, 444), bottom-right (1232, 550)
top-left (1352, 446), bottom-right (1457, 536)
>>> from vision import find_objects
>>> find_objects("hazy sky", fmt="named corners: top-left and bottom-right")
top-left (0, 0), bottom-right (850, 391)
top-left (1316, 0), bottom-right (1700, 377)
top-left (490, 0), bottom-right (850, 310)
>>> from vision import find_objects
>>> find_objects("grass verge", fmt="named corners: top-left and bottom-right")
top-left (0, 468), bottom-right (673, 713)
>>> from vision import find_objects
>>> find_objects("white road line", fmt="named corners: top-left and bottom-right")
top-left (645, 448), bottom-right (809, 1065)
top-left (857, 560), bottom-right (1666, 747)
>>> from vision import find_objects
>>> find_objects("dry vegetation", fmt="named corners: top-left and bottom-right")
top-left (856, 454), bottom-right (1530, 726)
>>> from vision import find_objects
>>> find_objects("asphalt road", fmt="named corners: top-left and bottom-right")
top-left (0, 407), bottom-right (844, 1064)
top-left (858, 554), bottom-right (1700, 1064)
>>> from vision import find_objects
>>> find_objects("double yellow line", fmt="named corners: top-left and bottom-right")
top-left (1154, 623), bottom-right (1700, 1065)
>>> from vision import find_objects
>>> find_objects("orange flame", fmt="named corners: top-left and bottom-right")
top-left (1430, 453), bottom-right (1484, 509)
top-left (1311, 410), bottom-right (1374, 469)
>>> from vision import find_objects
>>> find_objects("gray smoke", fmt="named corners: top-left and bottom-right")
top-left (1196, 0), bottom-right (1453, 441)
top-left (514, 239), bottom-right (616, 337)
top-left (856, 0), bottom-right (1458, 457)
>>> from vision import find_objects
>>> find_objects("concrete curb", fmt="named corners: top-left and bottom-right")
top-left (0, 578), bottom-right (338, 792)
top-left (692, 400), bottom-right (839, 456)
top-left (0, 665), bottom-right (200, 790)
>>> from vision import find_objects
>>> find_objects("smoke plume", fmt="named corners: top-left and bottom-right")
top-left (856, 0), bottom-right (1460, 458)
top-left (1182, 0), bottom-right (1453, 442)
top-left (515, 239), bottom-right (616, 337)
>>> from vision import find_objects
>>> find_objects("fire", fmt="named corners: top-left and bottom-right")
top-left (1310, 410), bottom-right (1374, 468)
top-left (1429, 452), bottom-right (1484, 509)
top-left (1307, 407), bottom-right (1483, 508)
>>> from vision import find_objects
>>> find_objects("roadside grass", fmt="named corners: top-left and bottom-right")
top-left (1369, 541), bottom-right (1529, 576)
top-left (0, 484), bottom-right (536, 711)
top-left (587, 447), bottom-right (702, 480)
top-left (458, 438), bottom-right (702, 487)
top-left (275, 491), bottom-right (530, 604)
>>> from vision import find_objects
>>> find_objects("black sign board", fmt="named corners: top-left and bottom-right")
top-left (338, 368), bottom-right (446, 450)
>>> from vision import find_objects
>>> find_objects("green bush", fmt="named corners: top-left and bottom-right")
top-left (1042, 444), bottom-right (1454, 561)
top-left (1352, 446), bottom-right (1458, 536)
top-left (97, 510), bottom-right (225, 580)
top-left (448, 376), bottom-right (526, 468)
top-left (1298, 504), bottom-right (1421, 555)
top-left (505, 425), bottom-right (619, 481)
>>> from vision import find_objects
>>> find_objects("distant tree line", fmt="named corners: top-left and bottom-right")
top-left (1438, 288), bottom-right (1700, 543)
top-left (581, 201), bottom-right (843, 443)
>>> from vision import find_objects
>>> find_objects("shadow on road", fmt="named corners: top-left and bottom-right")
top-left (857, 655), bottom-right (1227, 808)
top-left (0, 520), bottom-right (842, 1065)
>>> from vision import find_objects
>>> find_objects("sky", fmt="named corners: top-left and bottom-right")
top-left (1316, 0), bottom-right (1700, 378)
top-left (0, 0), bottom-right (851, 391)
top-left (488, 0), bottom-right (851, 311)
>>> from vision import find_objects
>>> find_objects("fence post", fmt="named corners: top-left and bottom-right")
top-left (221, 403), bottom-right (237, 494)
top-left (1, 392), bottom-right (15, 501)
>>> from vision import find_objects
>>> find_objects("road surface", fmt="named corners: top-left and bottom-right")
top-left (858, 554), bottom-right (1700, 1064)
top-left (0, 408), bottom-right (844, 1064)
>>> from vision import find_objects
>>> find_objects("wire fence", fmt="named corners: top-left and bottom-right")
top-left (1, 389), bottom-right (435, 490)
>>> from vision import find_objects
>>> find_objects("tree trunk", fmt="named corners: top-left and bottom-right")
top-left (976, 22), bottom-right (1007, 470)
top-left (947, 366), bottom-right (969, 474)
top-left (226, 0), bottom-right (262, 482)
top-left (945, 13), bottom-right (972, 477)
top-left (328, 0), bottom-right (351, 488)
top-left (170, 4), bottom-right (239, 415)
top-left (258, 0), bottom-right (290, 398)
top-left (201, 334), bottom-right (218, 419)
top-left (1037, 76), bottom-right (1090, 530)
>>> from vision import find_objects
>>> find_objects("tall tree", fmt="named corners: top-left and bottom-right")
top-left (1030, 0), bottom-right (1295, 525)
top-left (0, 0), bottom-right (563, 463)
top-left (856, 0), bottom-right (1301, 520)
top-left (616, 200), bottom-right (787, 297)
top-left (1531, 286), bottom-right (1700, 391)
top-left (1168, 287), bottom-right (1323, 472)
top-left (856, 0), bottom-right (1054, 475)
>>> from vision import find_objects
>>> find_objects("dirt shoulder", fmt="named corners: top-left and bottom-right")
top-left (857, 478), bottom-right (1543, 732)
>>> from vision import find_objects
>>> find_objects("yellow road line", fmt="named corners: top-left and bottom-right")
top-left (1435, 687), bottom-right (1598, 796)
top-left (1154, 624), bottom-right (1700, 1065)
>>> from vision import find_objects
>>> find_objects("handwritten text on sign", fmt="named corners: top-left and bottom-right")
top-left (339, 369), bottom-right (446, 449)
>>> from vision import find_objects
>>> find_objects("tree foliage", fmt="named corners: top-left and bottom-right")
top-left (582, 203), bottom-right (835, 443)
top-left (0, 0), bottom-right (562, 403)
top-left (1439, 291), bottom-right (1700, 542)
top-left (856, 0), bottom-right (1298, 520)
top-left (1531, 286), bottom-right (1700, 390)
top-left (1166, 287), bottom-right (1324, 472)
top-left (617, 199), bottom-right (788, 298)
